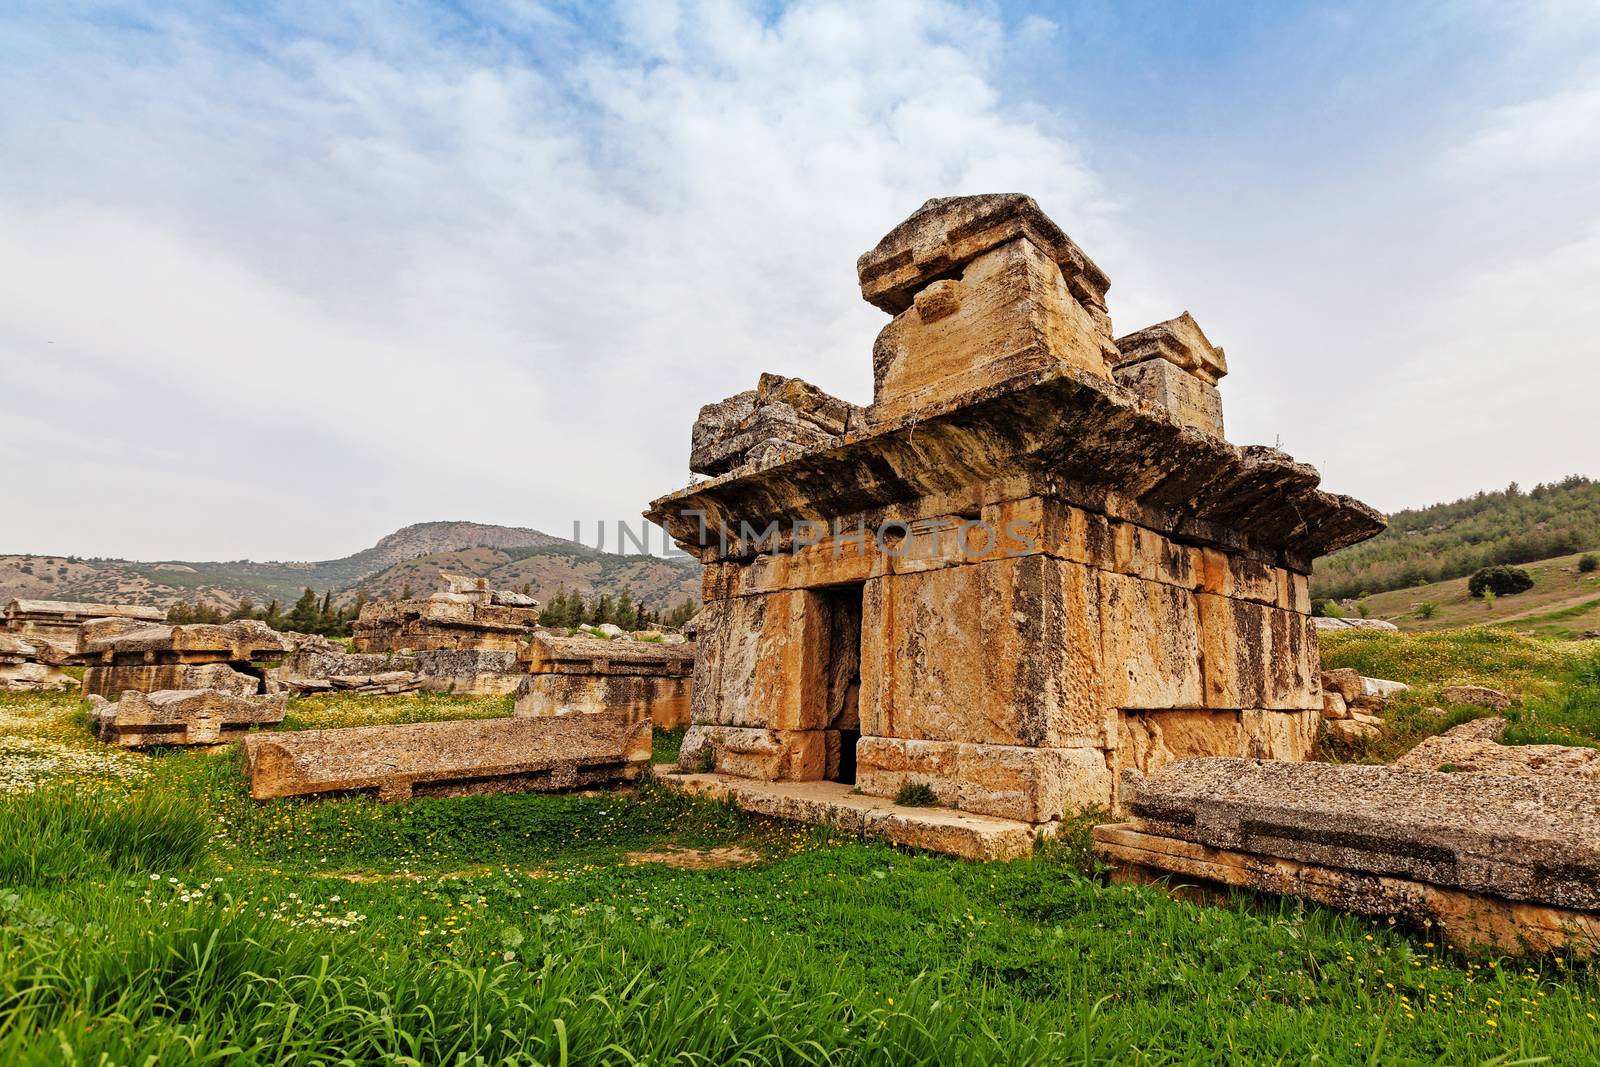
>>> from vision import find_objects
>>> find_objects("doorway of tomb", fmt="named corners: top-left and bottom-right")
top-left (817, 583), bottom-right (864, 784)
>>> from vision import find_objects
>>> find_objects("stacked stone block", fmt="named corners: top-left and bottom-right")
top-left (649, 193), bottom-right (1384, 829)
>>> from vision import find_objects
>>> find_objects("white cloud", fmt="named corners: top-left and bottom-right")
top-left (0, 0), bottom-right (1117, 560)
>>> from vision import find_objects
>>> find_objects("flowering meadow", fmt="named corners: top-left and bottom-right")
top-left (2, 636), bottom-right (1600, 1064)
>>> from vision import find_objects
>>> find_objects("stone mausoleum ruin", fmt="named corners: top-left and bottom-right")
top-left (353, 573), bottom-right (542, 653)
top-left (648, 194), bottom-right (1384, 830)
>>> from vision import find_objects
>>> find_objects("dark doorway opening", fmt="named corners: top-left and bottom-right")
top-left (819, 584), bottom-right (864, 784)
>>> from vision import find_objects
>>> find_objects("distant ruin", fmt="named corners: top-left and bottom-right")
top-left (648, 194), bottom-right (1384, 831)
top-left (352, 573), bottom-right (541, 653)
top-left (2, 598), bottom-right (165, 655)
top-left (80, 619), bottom-right (291, 700)
top-left (514, 633), bottom-right (694, 729)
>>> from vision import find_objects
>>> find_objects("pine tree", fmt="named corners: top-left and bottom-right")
top-left (287, 588), bottom-right (320, 633)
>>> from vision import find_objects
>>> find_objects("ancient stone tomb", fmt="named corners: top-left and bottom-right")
top-left (514, 634), bottom-right (694, 729)
top-left (2, 598), bottom-right (165, 655)
top-left (80, 619), bottom-right (291, 700)
top-left (648, 193), bottom-right (1384, 827)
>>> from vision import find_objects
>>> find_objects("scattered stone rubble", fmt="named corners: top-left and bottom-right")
top-left (1396, 717), bottom-right (1600, 779)
top-left (240, 711), bottom-right (651, 801)
top-left (352, 574), bottom-right (542, 653)
top-left (2, 599), bottom-right (165, 656)
top-left (80, 619), bottom-right (291, 700)
top-left (0, 633), bottom-right (76, 692)
top-left (648, 193), bottom-right (1385, 841)
top-left (1313, 617), bottom-right (1399, 632)
top-left (1094, 757), bottom-right (1600, 954)
top-left (1318, 668), bottom-right (1410, 741)
top-left (514, 634), bottom-right (694, 729)
top-left (88, 689), bottom-right (287, 748)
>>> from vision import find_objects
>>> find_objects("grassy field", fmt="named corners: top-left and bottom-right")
top-left (1319, 627), bottom-right (1600, 762)
top-left (3, 645), bottom-right (1600, 1063)
top-left (1349, 550), bottom-right (1600, 636)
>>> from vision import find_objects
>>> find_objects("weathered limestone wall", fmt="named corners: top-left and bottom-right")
top-left (413, 649), bottom-right (522, 695)
top-left (683, 496), bottom-right (1318, 821)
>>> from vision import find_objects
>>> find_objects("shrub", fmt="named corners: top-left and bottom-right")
top-left (1468, 565), bottom-right (1534, 598)
top-left (1417, 602), bottom-right (1439, 619)
top-left (894, 782), bottom-right (938, 807)
top-left (1580, 553), bottom-right (1599, 574)
top-left (1356, 602), bottom-right (1371, 618)
top-left (1315, 599), bottom-right (1345, 619)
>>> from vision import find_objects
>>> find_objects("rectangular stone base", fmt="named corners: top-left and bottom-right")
top-left (677, 724), bottom-right (828, 779)
top-left (854, 736), bottom-right (1113, 822)
top-left (657, 768), bottom-right (1050, 861)
top-left (1094, 825), bottom-right (1600, 957)
top-left (415, 649), bottom-right (523, 696)
top-left (241, 712), bottom-right (651, 801)
top-left (90, 689), bottom-right (287, 747)
top-left (515, 673), bottom-right (691, 729)
top-left (84, 662), bottom-right (266, 699)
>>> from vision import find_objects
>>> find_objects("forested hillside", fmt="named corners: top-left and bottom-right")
top-left (1312, 475), bottom-right (1600, 600)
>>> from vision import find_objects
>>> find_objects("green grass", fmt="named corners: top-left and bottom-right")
top-left (1318, 627), bottom-right (1600, 761)
top-left (4, 662), bottom-right (1600, 1061)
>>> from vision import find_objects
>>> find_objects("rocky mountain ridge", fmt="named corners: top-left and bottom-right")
top-left (0, 521), bottom-right (697, 613)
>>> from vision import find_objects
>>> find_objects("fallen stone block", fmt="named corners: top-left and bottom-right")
top-left (1093, 824), bottom-right (1600, 957)
top-left (1440, 685), bottom-right (1513, 710)
top-left (82, 620), bottom-right (292, 663)
top-left (1115, 757), bottom-right (1600, 910)
top-left (89, 689), bottom-right (287, 747)
top-left (0, 634), bottom-right (77, 692)
top-left (1314, 617), bottom-right (1399, 632)
top-left (240, 712), bottom-right (652, 801)
top-left (327, 671), bottom-right (424, 694)
top-left (1396, 719), bottom-right (1600, 780)
top-left (3, 599), bottom-right (164, 655)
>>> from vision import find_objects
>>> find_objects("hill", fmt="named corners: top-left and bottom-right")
top-left (1312, 475), bottom-right (1600, 602)
top-left (339, 542), bottom-right (700, 611)
top-left (0, 521), bottom-right (698, 614)
top-left (1341, 549), bottom-right (1600, 636)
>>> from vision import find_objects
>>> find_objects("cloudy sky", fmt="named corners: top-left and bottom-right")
top-left (2, 1), bottom-right (1597, 562)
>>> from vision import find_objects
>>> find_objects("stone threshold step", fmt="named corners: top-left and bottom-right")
top-left (652, 766), bottom-right (1052, 861)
